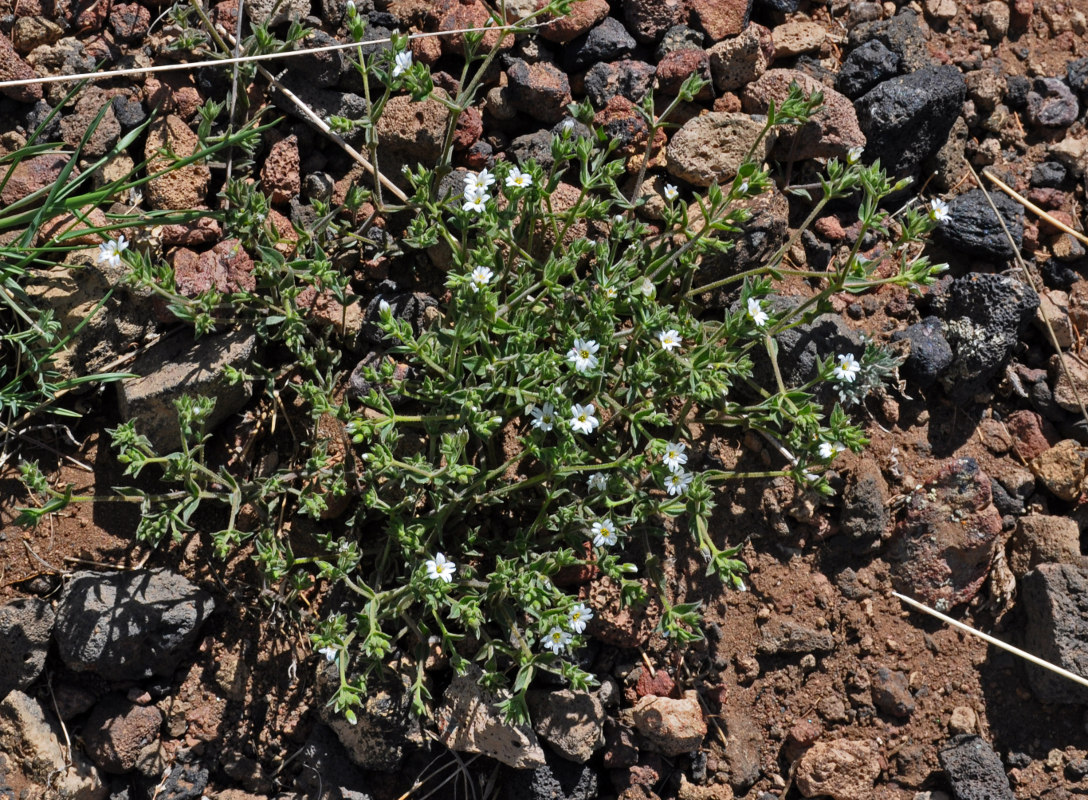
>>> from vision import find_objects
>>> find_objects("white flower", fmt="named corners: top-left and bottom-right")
top-left (505, 166), bottom-right (532, 189)
top-left (464, 168), bottom-right (496, 194)
top-left (568, 602), bottom-right (594, 634)
top-left (345, 0), bottom-right (355, 15)
top-left (663, 183), bottom-right (679, 201)
top-left (462, 185), bottom-right (489, 213)
top-left (662, 441), bottom-right (687, 472)
top-left (587, 472), bottom-right (608, 492)
top-left (378, 299), bottom-right (391, 314)
top-left (543, 626), bottom-right (572, 654)
top-left (602, 284), bottom-right (618, 301)
top-left (747, 297), bottom-right (768, 327)
top-left (318, 645), bottom-right (338, 662)
top-left (530, 402), bottom-right (556, 432)
top-left (847, 145), bottom-right (864, 164)
top-left (425, 552), bottom-right (456, 583)
top-left (560, 118), bottom-right (575, 135)
top-left (590, 518), bottom-right (618, 547)
top-left (567, 338), bottom-right (600, 373)
top-left (831, 353), bottom-right (861, 383)
top-left (469, 265), bottom-right (493, 292)
top-left (737, 180), bottom-right (749, 194)
top-left (637, 277), bottom-right (655, 298)
top-left (818, 441), bottom-right (846, 460)
top-left (664, 470), bottom-right (694, 496)
top-left (392, 49), bottom-right (412, 77)
top-left (657, 329), bottom-right (681, 352)
top-left (929, 197), bottom-right (950, 223)
top-left (97, 235), bottom-right (129, 268)
top-left (570, 403), bottom-right (599, 434)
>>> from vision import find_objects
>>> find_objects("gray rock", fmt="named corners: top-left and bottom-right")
top-left (291, 30), bottom-right (343, 89)
top-left (0, 690), bottom-right (106, 799)
top-left (848, 10), bottom-right (930, 72)
top-left (1026, 77), bottom-right (1080, 129)
top-left (293, 724), bottom-right (372, 798)
top-left (756, 0), bottom-right (800, 11)
top-left (0, 597), bottom-right (54, 699)
top-left (890, 317), bottom-right (953, 388)
top-left (938, 735), bottom-right (1014, 800)
top-left (244, 0), bottom-right (309, 26)
top-left (583, 59), bottom-right (656, 107)
top-left (706, 25), bottom-right (769, 92)
top-left (622, 0), bottom-right (685, 43)
top-left (758, 309), bottom-right (861, 388)
top-left (527, 689), bottom-right (605, 763)
top-left (933, 189), bottom-right (1023, 261)
top-left (855, 66), bottom-right (965, 176)
top-left (840, 458), bottom-right (890, 544)
top-left (435, 667), bottom-right (546, 769)
top-left (1021, 564), bottom-right (1088, 705)
top-left (665, 111), bottom-right (769, 187)
top-left (796, 739), bottom-right (881, 800)
top-left (934, 273), bottom-right (1038, 399)
top-left (506, 58), bottom-right (573, 124)
top-left (871, 667), bottom-right (915, 718)
top-left (117, 328), bottom-right (256, 453)
top-left (1067, 57), bottom-right (1088, 101)
top-left (758, 618), bottom-right (834, 654)
top-left (502, 750), bottom-right (599, 800)
top-left (564, 17), bottom-right (636, 72)
top-left (836, 39), bottom-right (900, 99)
top-left (630, 690), bottom-right (706, 756)
top-left (697, 187), bottom-right (788, 292)
top-left (146, 758), bottom-right (208, 800)
top-left (54, 570), bottom-right (215, 681)
top-left (656, 25), bottom-right (704, 60)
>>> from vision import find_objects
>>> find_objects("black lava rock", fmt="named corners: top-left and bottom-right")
top-left (110, 95), bottom-right (146, 131)
top-left (656, 25), bottom-right (704, 60)
top-left (1026, 77), bottom-right (1080, 129)
top-left (564, 17), bottom-right (636, 72)
top-left (1021, 564), bottom-right (1088, 705)
top-left (53, 570), bottom-right (215, 681)
top-left (25, 100), bottom-right (60, 141)
top-left (509, 130), bottom-right (555, 172)
top-left (848, 10), bottom-right (930, 72)
top-left (503, 751), bottom-right (599, 800)
top-left (1067, 56), bottom-right (1088, 100)
top-left (1030, 160), bottom-right (1066, 188)
top-left (855, 66), bottom-right (965, 176)
top-left (840, 458), bottom-right (890, 544)
top-left (292, 29), bottom-right (344, 88)
top-left (583, 59), bottom-right (656, 107)
top-left (755, 0), bottom-right (801, 11)
top-left (933, 188), bottom-right (1023, 261)
top-left (1005, 75), bottom-right (1031, 109)
top-left (890, 316), bottom-right (953, 388)
top-left (836, 39), bottom-right (900, 99)
top-left (1040, 257), bottom-right (1081, 291)
top-left (939, 735), bottom-right (1015, 800)
top-left (933, 272), bottom-right (1038, 400)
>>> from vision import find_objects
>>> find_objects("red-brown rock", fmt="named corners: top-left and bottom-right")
top-left (0, 31), bottom-right (43, 103)
top-left (688, 0), bottom-right (750, 41)
top-left (655, 48), bottom-right (713, 99)
top-left (171, 239), bottom-right (256, 297)
top-left (0, 154), bottom-right (72, 205)
top-left (540, 0), bottom-right (609, 43)
top-left (260, 134), bottom-right (300, 206)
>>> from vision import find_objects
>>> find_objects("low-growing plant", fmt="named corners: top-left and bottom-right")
top-left (18, 2), bottom-right (950, 726)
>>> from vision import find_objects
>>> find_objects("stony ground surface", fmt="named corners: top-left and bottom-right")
top-left (1, 0), bottom-right (1088, 799)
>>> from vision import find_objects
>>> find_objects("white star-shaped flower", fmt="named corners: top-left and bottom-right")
top-left (469, 265), bottom-right (493, 292)
top-left (587, 472), bottom-right (608, 492)
top-left (590, 518), bottom-right (618, 547)
top-left (847, 145), bottom-right (864, 165)
top-left (464, 168), bottom-right (496, 194)
top-left (530, 402), bottom-right (556, 432)
top-left (657, 330), bottom-right (681, 351)
top-left (318, 645), bottom-right (338, 662)
top-left (425, 552), bottom-right (456, 583)
top-left (543, 626), bottom-right (572, 654)
top-left (737, 179), bottom-right (749, 194)
top-left (747, 297), bottom-right (768, 327)
top-left (664, 470), bottom-right (693, 496)
top-left (832, 353), bottom-right (861, 383)
top-left (568, 602), bottom-right (594, 634)
top-left (392, 49), bottom-right (412, 77)
top-left (569, 403), bottom-right (599, 434)
top-left (929, 198), bottom-right (950, 223)
top-left (567, 338), bottom-right (600, 373)
top-left (818, 441), bottom-right (846, 460)
top-left (505, 166), bottom-right (532, 189)
top-left (97, 235), bottom-right (129, 268)
top-left (462, 185), bottom-right (489, 213)
top-left (663, 183), bottom-right (679, 201)
top-left (662, 441), bottom-right (687, 472)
